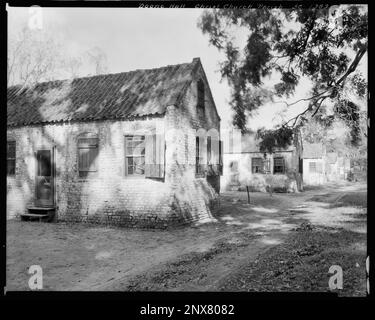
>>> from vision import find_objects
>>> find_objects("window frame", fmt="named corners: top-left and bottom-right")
top-left (308, 161), bottom-right (324, 173)
top-left (195, 136), bottom-right (205, 177)
top-left (251, 157), bottom-right (263, 174)
top-left (309, 161), bottom-right (317, 173)
top-left (124, 135), bottom-right (146, 178)
top-left (7, 140), bottom-right (16, 176)
top-left (197, 79), bottom-right (205, 118)
top-left (273, 157), bottom-right (285, 174)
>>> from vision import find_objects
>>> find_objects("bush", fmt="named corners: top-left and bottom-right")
top-left (242, 174), bottom-right (297, 193)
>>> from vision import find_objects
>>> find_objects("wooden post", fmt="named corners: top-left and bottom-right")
top-left (246, 186), bottom-right (250, 204)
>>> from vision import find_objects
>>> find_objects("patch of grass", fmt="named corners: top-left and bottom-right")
top-left (309, 191), bottom-right (367, 209)
top-left (126, 240), bottom-right (233, 291)
top-left (334, 193), bottom-right (367, 208)
top-left (308, 193), bottom-right (333, 202)
top-left (218, 227), bottom-right (367, 296)
top-left (125, 234), bottom-right (261, 291)
top-left (304, 185), bottom-right (324, 191)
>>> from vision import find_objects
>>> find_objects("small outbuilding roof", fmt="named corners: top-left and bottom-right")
top-left (7, 58), bottom-right (201, 127)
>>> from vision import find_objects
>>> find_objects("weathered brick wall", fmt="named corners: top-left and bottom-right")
top-left (164, 65), bottom-right (221, 222)
top-left (7, 64), bottom-right (222, 227)
top-left (6, 118), bottom-right (187, 227)
top-left (221, 151), bottom-right (300, 192)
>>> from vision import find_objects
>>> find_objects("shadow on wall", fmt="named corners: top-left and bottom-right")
top-left (171, 161), bottom-right (218, 223)
top-left (60, 121), bottom-right (174, 227)
top-left (7, 121), bottom-right (67, 219)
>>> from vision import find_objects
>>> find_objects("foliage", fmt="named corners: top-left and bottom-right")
top-left (198, 5), bottom-right (368, 148)
top-left (301, 114), bottom-right (367, 159)
top-left (8, 27), bottom-right (109, 88)
top-left (256, 126), bottom-right (295, 153)
top-left (7, 27), bottom-right (63, 87)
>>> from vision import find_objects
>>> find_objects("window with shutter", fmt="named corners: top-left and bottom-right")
top-left (125, 135), bottom-right (145, 176)
top-left (78, 135), bottom-right (99, 178)
top-left (207, 136), bottom-right (211, 165)
top-left (273, 157), bottom-right (285, 174)
top-left (196, 136), bottom-right (201, 175)
top-left (144, 133), bottom-right (165, 179)
top-left (219, 140), bottom-right (223, 175)
top-left (7, 141), bottom-right (16, 176)
top-left (197, 79), bottom-right (205, 118)
top-left (195, 136), bottom-right (206, 176)
top-left (207, 136), bottom-right (221, 175)
top-left (252, 157), bottom-right (263, 173)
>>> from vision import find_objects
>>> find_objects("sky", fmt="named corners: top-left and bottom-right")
top-left (7, 6), bottom-right (367, 132)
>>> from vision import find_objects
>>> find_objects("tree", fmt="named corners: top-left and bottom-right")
top-left (63, 56), bottom-right (84, 79)
top-left (7, 27), bottom-right (63, 87)
top-left (302, 112), bottom-right (367, 159)
top-left (86, 46), bottom-right (109, 75)
top-left (198, 5), bottom-right (368, 150)
top-left (8, 27), bottom-right (109, 87)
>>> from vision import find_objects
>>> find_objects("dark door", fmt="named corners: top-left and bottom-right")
top-left (35, 149), bottom-right (54, 207)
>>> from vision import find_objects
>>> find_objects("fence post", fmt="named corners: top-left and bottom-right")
top-left (246, 186), bottom-right (250, 204)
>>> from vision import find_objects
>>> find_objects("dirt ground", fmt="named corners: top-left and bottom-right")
top-left (6, 181), bottom-right (367, 293)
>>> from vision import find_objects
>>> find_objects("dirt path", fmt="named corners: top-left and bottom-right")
top-left (106, 182), bottom-right (367, 291)
top-left (6, 182), bottom-right (366, 291)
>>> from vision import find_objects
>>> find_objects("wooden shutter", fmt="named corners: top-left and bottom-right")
top-left (207, 136), bottom-right (213, 176)
top-left (7, 141), bottom-right (16, 175)
top-left (90, 147), bottom-right (98, 171)
top-left (145, 133), bottom-right (165, 178)
top-left (78, 137), bottom-right (98, 175)
top-left (7, 141), bottom-right (16, 159)
top-left (145, 134), bottom-right (154, 177)
top-left (219, 140), bottom-right (223, 175)
top-left (208, 137), bottom-right (220, 175)
top-left (199, 136), bottom-right (206, 174)
top-left (207, 136), bottom-right (211, 165)
top-left (78, 148), bottom-right (89, 171)
top-left (155, 133), bottom-right (165, 178)
top-left (79, 148), bottom-right (97, 171)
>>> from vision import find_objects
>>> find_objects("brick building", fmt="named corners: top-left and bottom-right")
top-left (221, 131), bottom-right (303, 192)
top-left (7, 58), bottom-right (222, 228)
top-left (302, 143), bottom-right (351, 185)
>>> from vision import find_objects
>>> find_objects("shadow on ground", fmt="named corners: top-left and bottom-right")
top-left (6, 182), bottom-right (366, 293)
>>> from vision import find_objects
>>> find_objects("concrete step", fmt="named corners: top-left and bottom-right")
top-left (22, 207), bottom-right (55, 222)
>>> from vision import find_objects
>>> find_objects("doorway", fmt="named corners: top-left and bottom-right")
top-left (35, 149), bottom-right (54, 207)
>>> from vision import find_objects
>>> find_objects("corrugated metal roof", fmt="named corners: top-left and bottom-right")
top-left (7, 59), bottom-right (198, 127)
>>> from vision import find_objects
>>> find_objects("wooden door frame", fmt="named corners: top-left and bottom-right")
top-left (34, 146), bottom-right (55, 207)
